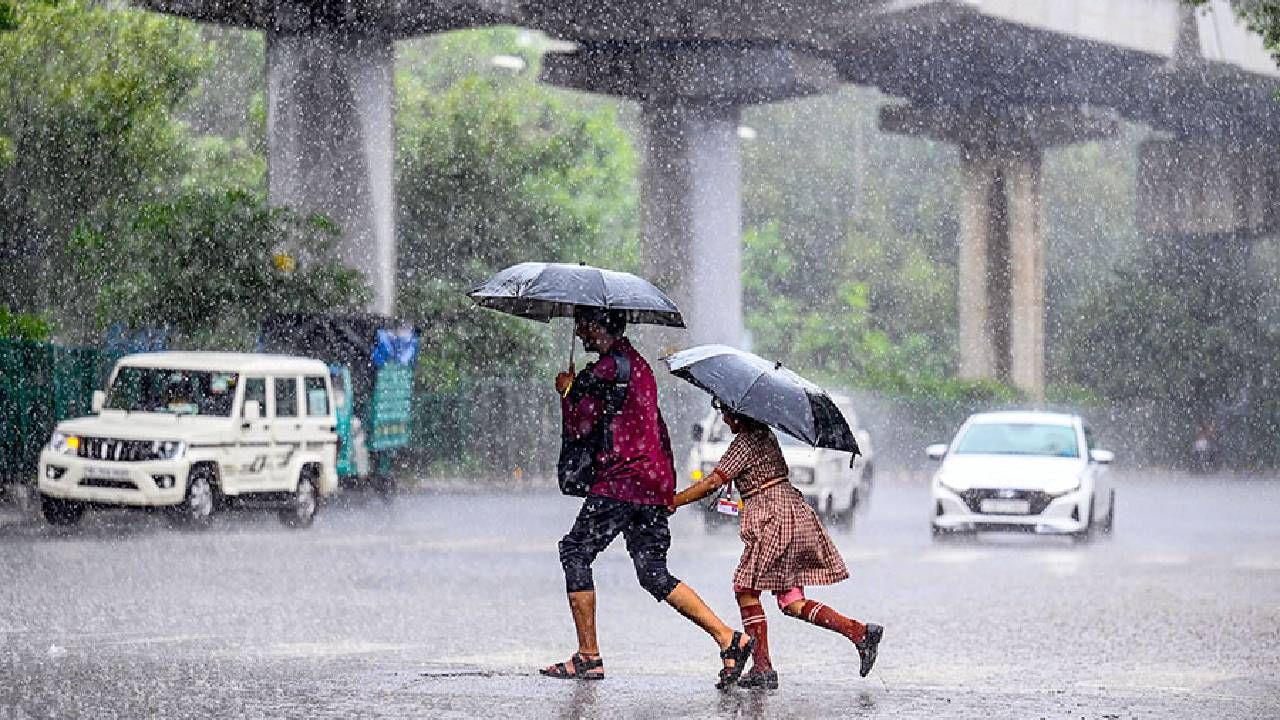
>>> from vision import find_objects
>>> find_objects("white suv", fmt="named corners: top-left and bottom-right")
top-left (37, 352), bottom-right (339, 529)
top-left (685, 394), bottom-right (874, 529)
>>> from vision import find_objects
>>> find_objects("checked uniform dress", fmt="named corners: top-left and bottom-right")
top-left (713, 427), bottom-right (849, 592)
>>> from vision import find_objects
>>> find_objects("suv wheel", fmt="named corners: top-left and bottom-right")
top-left (279, 473), bottom-right (318, 529)
top-left (41, 495), bottom-right (84, 526)
top-left (170, 469), bottom-right (216, 529)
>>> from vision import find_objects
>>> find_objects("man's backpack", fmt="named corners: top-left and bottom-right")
top-left (557, 351), bottom-right (631, 497)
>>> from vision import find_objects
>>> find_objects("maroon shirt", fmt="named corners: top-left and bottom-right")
top-left (560, 337), bottom-right (676, 505)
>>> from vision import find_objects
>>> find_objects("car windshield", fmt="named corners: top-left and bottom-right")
top-left (106, 367), bottom-right (239, 417)
top-left (954, 422), bottom-right (1079, 458)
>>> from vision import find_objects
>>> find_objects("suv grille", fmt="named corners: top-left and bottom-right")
top-left (958, 488), bottom-right (1053, 515)
top-left (76, 437), bottom-right (158, 463)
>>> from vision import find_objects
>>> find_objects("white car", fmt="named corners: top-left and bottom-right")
top-left (686, 394), bottom-right (874, 528)
top-left (927, 411), bottom-right (1115, 540)
top-left (37, 352), bottom-right (340, 529)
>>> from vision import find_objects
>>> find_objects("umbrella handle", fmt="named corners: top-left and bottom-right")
top-left (562, 334), bottom-right (576, 398)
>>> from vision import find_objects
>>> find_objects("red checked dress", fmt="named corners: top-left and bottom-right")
top-left (714, 427), bottom-right (849, 591)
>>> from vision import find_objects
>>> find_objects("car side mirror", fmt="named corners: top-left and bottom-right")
top-left (243, 400), bottom-right (261, 421)
top-left (1090, 449), bottom-right (1114, 465)
top-left (691, 422), bottom-right (703, 442)
top-left (926, 443), bottom-right (948, 461)
top-left (91, 390), bottom-right (105, 414)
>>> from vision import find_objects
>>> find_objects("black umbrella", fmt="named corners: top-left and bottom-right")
top-left (663, 344), bottom-right (860, 457)
top-left (468, 262), bottom-right (685, 328)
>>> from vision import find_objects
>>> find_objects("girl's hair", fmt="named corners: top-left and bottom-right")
top-left (727, 410), bottom-right (767, 433)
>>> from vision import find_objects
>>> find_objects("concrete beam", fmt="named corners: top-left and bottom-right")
top-left (1136, 138), bottom-right (1280, 239)
top-left (267, 30), bottom-right (397, 314)
top-left (879, 103), bottom-right (1118, 150)
top-left (542, 43), bottom-right (840, 105)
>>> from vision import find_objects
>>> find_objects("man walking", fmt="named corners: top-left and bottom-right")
top-left (540, 307), bottom-right (754, 688)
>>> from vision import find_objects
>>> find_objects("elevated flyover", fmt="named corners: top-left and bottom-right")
top-left (134, 0), bottom-right (1280, 396)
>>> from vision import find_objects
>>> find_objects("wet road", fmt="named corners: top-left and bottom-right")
top-left (1, 471), bottom-right (1278, 719)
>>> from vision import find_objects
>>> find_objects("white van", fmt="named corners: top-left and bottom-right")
top-left (37, 352), bottom-right (339, 529)
top-left (686, 394), bottom-right (875, 529)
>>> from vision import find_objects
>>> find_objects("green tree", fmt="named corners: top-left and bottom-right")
top-left (69, 190), bottom-right (368, 349)
top-left (0, 0), bottom-right (209, 316)
top-left (395, 28), bottom-right (639, 386)
top-left (0, 305), bottom-right (50, 341)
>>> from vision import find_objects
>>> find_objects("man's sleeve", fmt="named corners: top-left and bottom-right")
top-left (561, 356), bottom-right (616, 439)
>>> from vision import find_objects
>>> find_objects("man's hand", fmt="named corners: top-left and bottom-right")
top-left (555, 362), bottom-right (576, 397)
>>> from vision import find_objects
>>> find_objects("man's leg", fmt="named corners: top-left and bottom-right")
top-left (567, 590), bottom-right (598, 656)
top-left (624, 506), bottom-right (753, 678)
top-left (543, 497), bottom-right (625, 677)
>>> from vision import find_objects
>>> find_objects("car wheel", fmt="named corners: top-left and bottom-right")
top-left (169, 469), bottom-right (216, 529)
top-left (279, 473), bottom-right (318, 529)
top-left (373, 473), bottom-right (396, 501)
top-left (40, 495), bottom-right (84, 526)
top-left (1100, 490), bottom-right (1115, 536)
top-left (835, 489), bottom-right (858, 531)
top-left (1071, 495), bottom-right (1096, 544)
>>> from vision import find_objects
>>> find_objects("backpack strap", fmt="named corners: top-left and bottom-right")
top-left (599, 350), bottom-right (631, 453)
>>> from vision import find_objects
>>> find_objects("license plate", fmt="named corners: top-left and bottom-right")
top-left (85, 465), bottom-right (130, 479)
top-left (715, 498), bottom-right (741, 516)
top-left (980, 498), bottom-right (1030, 514)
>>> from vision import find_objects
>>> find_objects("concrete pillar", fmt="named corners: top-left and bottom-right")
top-left (954, 145), bottom-right (1045, 397)
top-left (267, 31), bottom-right (397, 315)
top-left (640, 101), bottom-right (744, 350)
top-left (956, 147), bottom-right (997, 380)
top-left (1005, 149), bottom-right (1046, 399)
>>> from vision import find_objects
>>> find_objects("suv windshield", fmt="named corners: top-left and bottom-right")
top-left (955, 422), bottom-right (1079, 458)
top-left (106, 367), bottom-right (239, 417)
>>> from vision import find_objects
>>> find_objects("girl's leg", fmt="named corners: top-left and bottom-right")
top-left (781, 590), bottom-right (868, 644)
top-left (735, 588), bottom-right (773, 673)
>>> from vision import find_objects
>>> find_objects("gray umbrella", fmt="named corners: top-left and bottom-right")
top-left (663, 344), bottom-right (860, 456)
top-left (467, 262), bottom-right (685, 328)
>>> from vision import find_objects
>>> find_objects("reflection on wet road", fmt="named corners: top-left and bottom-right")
top-left (2, 471), bottom-right (1278, 718)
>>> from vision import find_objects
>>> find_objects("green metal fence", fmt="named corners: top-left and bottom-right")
top-left (0, 339), bottom-right (122, 484)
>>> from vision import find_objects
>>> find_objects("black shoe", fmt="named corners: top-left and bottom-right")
top-left (855, 624), bottom-right (883, 678)
top-left (737, 669), bottom-right (778, 690)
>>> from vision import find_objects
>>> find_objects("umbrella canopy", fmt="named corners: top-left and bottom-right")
top-left (468, 262), bottom-right (685, 328)
top-left (663, 344), bottom-right (860, 456)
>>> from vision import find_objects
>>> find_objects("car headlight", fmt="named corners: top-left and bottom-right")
top-left (48, 432), bottom-right (79, 455)
top-left (1046, 475), bottom-right (1083, 497)
top-left (152, 440), bottom-right (186, 460)
top-left (935, 474), bottom-right (965, 494)
top-left (790, 467), bottom-right (815, 485)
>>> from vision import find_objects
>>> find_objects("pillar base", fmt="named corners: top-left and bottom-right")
top-left (267, 31), bottom-right (396, 315)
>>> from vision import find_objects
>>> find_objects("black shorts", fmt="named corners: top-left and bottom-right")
top-left (558, 495), bottom-right (681, 601)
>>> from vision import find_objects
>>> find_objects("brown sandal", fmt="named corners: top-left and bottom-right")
top-left (540, 653), bottom-right (605, 680)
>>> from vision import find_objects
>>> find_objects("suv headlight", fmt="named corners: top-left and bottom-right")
top-left (48, 432), bottom-right (79, 455)
top-left (152, 440), bottom-right (187, 460)
top-left (790, 467), bottom-right (815, 485)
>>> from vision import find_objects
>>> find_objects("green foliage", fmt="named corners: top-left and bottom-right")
top-left (743, 224), bottom-right (1015, 401)
top-left (0, 0), bottom-right (209, 314)
top-left (0, 305), bottom-right (50, 341)
top-left (0, 2), bottom-right (16, 32)
top-left (395, 29), bottom-right (639, 387)
top-left (69, 190), bottom-right (368, 350)
top-left (1066, 239), bottom-right (1278, 412)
